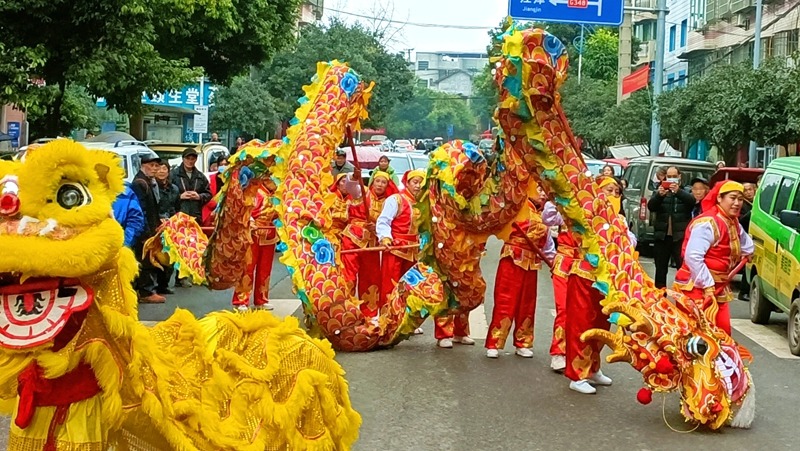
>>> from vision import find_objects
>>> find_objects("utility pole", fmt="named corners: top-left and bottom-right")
top-left (648, 0), bottom-right (668, 156)
top-left (748, 0), bottom-right (764, 167)
top-left (617, 0), bottom-right (633, 104)
top-left (575, 25), bottom-right (586, 84)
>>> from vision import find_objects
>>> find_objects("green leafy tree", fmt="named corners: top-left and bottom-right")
top-left (604, 90), bottom-right (652, 145)
top-left (259, 19), bottom-right (414, 126)
top-left (583, 28), bottom-right (619, 81)
top-left (559, 77), bottom-right (616, 157)
top-left (210, 76), bottom-right (279, 139)
top-left (0, 0), bottom-right (300, 137)
top-left (747, 58), bottom-right (800, 150)
top-left (386, 88), bottom-right (476, 139)
top-left (26, 85), bottom-right (100, 139)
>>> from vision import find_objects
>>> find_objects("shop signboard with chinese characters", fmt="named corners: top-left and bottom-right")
top-left (96, 84), bottom-right (217, 110)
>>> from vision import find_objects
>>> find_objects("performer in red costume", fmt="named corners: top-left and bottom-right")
top-left (342, 171), bottom-right (398, 317)
top-left (674, 181), bottom-right (753, 335)
top-left (232, 182), bottom-right (278, 311)
top-left (547, 177), bottom-right (635, 394)
top-left (485, 198), bottom-right (556, 358)
top-left (377, 169), bottom-right (426, 335)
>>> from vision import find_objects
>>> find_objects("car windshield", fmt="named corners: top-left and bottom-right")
top-left (410, 156), bottom-right (429, 170)
top-left (388, 155), bottom-right (411, 174)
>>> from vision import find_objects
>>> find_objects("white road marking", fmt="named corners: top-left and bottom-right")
top-left (731, 319), bottom-right (800, 360)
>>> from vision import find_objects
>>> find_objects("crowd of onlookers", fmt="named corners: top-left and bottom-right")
top-left (112, 147), bottom-right (219, 303)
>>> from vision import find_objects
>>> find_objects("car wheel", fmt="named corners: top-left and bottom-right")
top-left (788, 299), bottom-right (800, 356)
top-left (749, 275), bottom-right (772, 325)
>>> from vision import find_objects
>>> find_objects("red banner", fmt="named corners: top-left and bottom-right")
top-left (622, 64), bottom-right (650, 96)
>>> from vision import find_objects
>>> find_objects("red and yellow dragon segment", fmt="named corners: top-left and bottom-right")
top-left (493, 21), bottom-right (753, 430)
top-left (205, 62), bottom-right (450, 352)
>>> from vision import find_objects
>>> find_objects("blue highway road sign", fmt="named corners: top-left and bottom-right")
top-left (508, 0), bottom-right (624, 26)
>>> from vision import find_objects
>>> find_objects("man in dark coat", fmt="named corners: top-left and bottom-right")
top-left (130, 153), bottom-right (166, 303)
top-left (170, 147), bottom-right (212, 287)
top-left (170, 147), bottom-right (212, 221)
top-left (647, 166), bottom-right (696, 288)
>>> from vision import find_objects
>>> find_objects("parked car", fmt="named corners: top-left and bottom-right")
top-left (586, 159), bottom-right (623, 177)
top-left (148, 142), bottom-right (230, 177)
top-left (621, 156), bottom-right (716, 246)
top-left (373, 152), bottom-right (430, 189)
top-left (747, 157), bottom-right (800, 355)
top-left (17, 139), bottom-right (152, 184)
top-left (393, 139), bottom-right (414, 152)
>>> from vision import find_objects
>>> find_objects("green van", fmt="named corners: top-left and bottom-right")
top-left (748, 157), bottom-right (800, 355)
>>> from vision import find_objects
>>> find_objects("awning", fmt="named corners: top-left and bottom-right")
top-left (608, 140), bottom-right (679, 159)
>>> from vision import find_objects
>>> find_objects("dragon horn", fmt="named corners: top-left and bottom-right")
top-left (582, 328), bottom-right (634, 364)
top-left (603, 302), bottom-right (654, 336)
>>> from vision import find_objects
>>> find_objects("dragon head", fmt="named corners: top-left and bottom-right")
top-left (0, 140), bottom-right (126, 351)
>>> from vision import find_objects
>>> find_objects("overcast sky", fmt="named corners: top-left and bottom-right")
top-left (323, 0), bottom-right (509, 56)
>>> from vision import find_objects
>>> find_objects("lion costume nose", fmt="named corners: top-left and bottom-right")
top-left (0, 192), bottom-right (20, 217)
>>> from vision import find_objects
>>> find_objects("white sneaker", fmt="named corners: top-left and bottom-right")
top-left (515, 347), bottom-right (534, 358)
top-left (453, 336), bottom-right (475, 345)
top-left (255, 304), bottom-right (274, 311)
top-left (413, 327), bottom-right (424, 335)
top-left (437, 338), bottom-right (453, 348)
top-left (588, 370), bottom-right (613, 386)
top-left (486, 348), bottom-right (499, 358)
top-left (569, 380), bottom-right (597, 394)
top-left (234, 305), bottom-right (248, 313)
top-left (550, 355), bottom-right (566, 372)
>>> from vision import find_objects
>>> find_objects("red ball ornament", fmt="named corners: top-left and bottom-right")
top-left (637, 387), bottom-right (653, 405)
top-left (655, 356), bottom-right (674, 374)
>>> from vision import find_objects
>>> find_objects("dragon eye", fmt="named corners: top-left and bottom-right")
top-left (686, 336), bottom-right (709, 358)
top-left (56, 183), bottom-right (90, 209)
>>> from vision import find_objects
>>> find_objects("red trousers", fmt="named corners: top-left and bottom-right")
top-left (342, 236), bottom-right (382, 317)
top-left (682, 288), bottom-right (732, 335)
top-left (565, 275), bottom-right (607, 382)
top-left (485, 257), bottom-right (538, 349)
top-left (380, 252), bottom-right (414, 307)
top-left (434, 314), bottom-right (470, 340)
top-left (550, 273), bottom-right (568, 356)
top-left (232, 241), bottom-right (275, 306)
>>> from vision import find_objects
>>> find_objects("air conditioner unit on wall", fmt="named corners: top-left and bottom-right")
top-left (732, 13), bottom-right (749, 28)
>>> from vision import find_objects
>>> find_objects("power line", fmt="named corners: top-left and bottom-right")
top-left (326, 7), bottom-right (496, 30)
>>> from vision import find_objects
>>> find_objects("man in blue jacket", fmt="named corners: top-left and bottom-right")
top-left (113, 183), bottom-right (146, 248)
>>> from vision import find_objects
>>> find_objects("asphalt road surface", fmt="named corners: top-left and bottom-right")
top-left (2, 238), bottom-right (798, 450)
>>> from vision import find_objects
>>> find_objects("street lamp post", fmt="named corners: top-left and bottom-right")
top-left (648, 0), bottom-right (668, 156)
top-left (748, 0), bottom-right (764, 167)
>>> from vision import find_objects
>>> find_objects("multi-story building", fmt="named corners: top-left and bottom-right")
top-left (681, 0), bottom-right (797, 80)
top-left (298, 0), bottom-right (324, 27)
top-left (412, 51), bottom-right (489, 97)
top-left (632, 0), bottom-right (691, 90)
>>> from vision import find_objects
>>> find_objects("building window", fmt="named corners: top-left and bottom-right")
top-left (418, 61), bottom-right (429, 71)
top-left (689, 0), bottom-right (706, 29)
top-left (678, 69), bottom-right (687, 87)
top-left (669, 26), bottom-right (676, 52)
top-left (666, 73), bottom-right (675, 90)
top-left (680, 20), bottom-right (688, 47)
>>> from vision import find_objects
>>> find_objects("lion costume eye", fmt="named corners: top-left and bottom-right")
top-left (686, 335), bottom-right (709, 358)
top-left (56, 183), bottom-right (91, 209)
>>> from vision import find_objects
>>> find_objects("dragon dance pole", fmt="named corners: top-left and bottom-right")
top-left (345, 125), bottom-right (370, 211)
top-left (715, 258), bottom-right (749, 296)
top-left (340, 244), bottom-right (418, 254)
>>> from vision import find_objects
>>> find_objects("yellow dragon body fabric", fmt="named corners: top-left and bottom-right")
top-left (0, 141), bottom-right (360, 450)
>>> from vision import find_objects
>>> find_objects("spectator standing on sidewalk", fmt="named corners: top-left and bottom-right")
top-left (131, 153), bottom-right (166, 304)
top-left (112, 183), bottom-right (145, 249)
top-left (737, 182), bottom-right (757, 300)
top-left (690, 177), bottom-right (710, 218)
top-left (647, 166), bottom-right (695, 288)
top-left (171, 147), bottom-right (212, 287)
